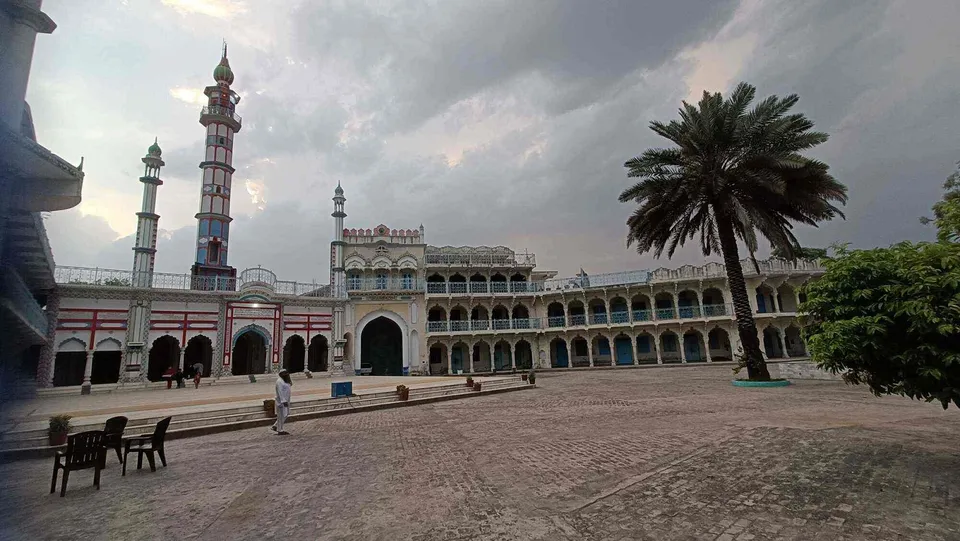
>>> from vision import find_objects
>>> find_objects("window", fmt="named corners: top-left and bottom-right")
top-left (199, 220), bottom-right (209, 236)
top-left (208, 242), bottom-right (220, 264)
top-left (218, 136), bottom-right (226, 145)
top-left (347, 274), bottom-right (361, 290)
top-left (210, 220), bottom-right (222, 237)
top-left (401, 273), bottom-right (413, 290)
top-left (376, 272), bottom-right (387, 290)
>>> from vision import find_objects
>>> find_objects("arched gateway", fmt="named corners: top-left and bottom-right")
top-left (360, 316), bottom-right (403, 375)
top-left (233, 327), bottom-right (268, 375)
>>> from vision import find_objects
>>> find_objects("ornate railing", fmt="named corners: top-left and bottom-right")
top-left (423, 303), bottom-right (738, 334)
top-left (55, 266), bottom-right (339, 297)
top-left (347, 277), bottom-right (422, 292)
top-left (201, 105), bottom-right (242, 123)
top-left (424, 251), bottom-right (536, 267)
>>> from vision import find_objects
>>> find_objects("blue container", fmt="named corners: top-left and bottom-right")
top-left (332, 381), bottom-right (353, 398)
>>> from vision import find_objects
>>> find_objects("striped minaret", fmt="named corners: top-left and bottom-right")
top-left (331, 182), bottom-right (348, 376)
top-left (191, 42), bottom-right (241, 290)
top-left (132, 139), bottom-right (163, 287)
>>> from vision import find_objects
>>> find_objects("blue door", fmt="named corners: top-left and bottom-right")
top-left (555, 342), bottom-right (569, 367)
top-left (615, 337), bottom-right (633, 365)
top-left (452, 348), bottom-right (464, 373)
top-left (683, 334), bottom-right (703, 361)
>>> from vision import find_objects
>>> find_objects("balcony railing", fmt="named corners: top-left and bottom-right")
top-left (201, 105), bottom-right (242, 124)
top-left (423, 303), bottom-right (738, 334)
top-left (424, 251), bottom-right (536, 267)
top-left (0, 265), bottom-right (48, 335)
top-left (347, 277), bottom-right (421, 292)
top-left (55, 266), bottom-right (341, 297)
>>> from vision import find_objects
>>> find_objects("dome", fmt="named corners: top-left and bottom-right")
top-left (213, 57), bottom-right (234, 85)
top-left (147, 138), bottom-right (162, 157)
top-left (335, 181), bottom-right (344, 195)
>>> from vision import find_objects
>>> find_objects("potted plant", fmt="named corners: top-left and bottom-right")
top-left (396, 384), bottom-right (410, 401)
top-left (248, 374), bottom-right (257, 383)
top-left (528, 371), bottom-right (536, 385)
top-left (465, 376), bottom-right (474, 388)
top-left (263, 399), bottom-right (277, 417)
top-left (473, 381), bottom-right (482, 392)
top-left (49, 415), bottom-right (71, 446)
top-left (521, 374), bottom-right (528, 381)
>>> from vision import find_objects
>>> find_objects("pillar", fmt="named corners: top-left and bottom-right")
top-left (468, 341), bottom-right (475, 373)
top-left (632, 332), bottom-right (640, 365)
top-left (510, 341), bottom-right (516, 370)
top-left (655, 332), bottom-right (663, 364)
top-left (81, 350), bottom-right (94, 394)
top-left (179, 347), bottom-right (187, 371)
top-left (703, 331), bottom-right (712, 363)
top-left (587, 337), bottom-right (594, 368)
top-left (679, 332), bottom-right (687, 363)
top-left (446, 344), bottom-right (452, 375)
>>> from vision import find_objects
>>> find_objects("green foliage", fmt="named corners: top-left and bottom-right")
top-left (802, 242), bottom-right (960, 409)
top-left (618, 81), bottom-right (847, 260)
top-left (920, 165), bottom-right (960, 243)
top-left (49, 414), bottom-right (72, 433)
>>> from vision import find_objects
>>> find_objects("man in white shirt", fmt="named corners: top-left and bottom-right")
top-left (271, 369), bottom-right (292, 435)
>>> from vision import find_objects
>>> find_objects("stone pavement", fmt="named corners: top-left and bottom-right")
top-left (1, 366), bottom-right (959, 540)
top-left (0, 375), bottom-right (472, 434)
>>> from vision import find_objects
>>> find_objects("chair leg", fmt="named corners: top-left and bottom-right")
top-left (147, 451), bottom-right (156, 472)
top-left (114, 444), bottom-right (123, 464)
top-left (94, 465), bottom-right (101, 490)
top-left (122, 450), bottom-right (128, 476)
top-left (50, 462), bottom-right (59, 494)
top-left (60, 469), bottom-right (70, 497)
top-left (157, 448), bottom-right (167, 467)
top-left (137, 452), bottom-right (143, 470)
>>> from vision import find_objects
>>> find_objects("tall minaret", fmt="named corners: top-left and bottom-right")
top-left (132, 139), bottom-right (163, 287)
top-left (121, 139), bottom-right (164, 386)
top-left (331, 182), bottom-right (348, 375)
top-left (191, 42), bottom-right (241, 290)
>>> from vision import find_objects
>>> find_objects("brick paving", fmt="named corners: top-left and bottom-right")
top-left (1, 366), bottom-right (959, 540)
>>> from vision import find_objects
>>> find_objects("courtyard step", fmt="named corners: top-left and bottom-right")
top-left (0, 377), bottom-right (533, 458)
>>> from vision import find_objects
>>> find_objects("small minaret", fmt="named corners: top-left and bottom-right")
top-left (191, 42), bottom-right (241, 290)
top-left (330, 182), bottom-right (348, 376)
top-left (132, 139), bottom-right (164, 287)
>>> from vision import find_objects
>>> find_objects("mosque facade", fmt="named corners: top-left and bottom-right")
top-left (39, 49), bottom-right (823, 392)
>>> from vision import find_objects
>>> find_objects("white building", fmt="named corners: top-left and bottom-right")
top-left (37, 50), bottom-right (822, 392)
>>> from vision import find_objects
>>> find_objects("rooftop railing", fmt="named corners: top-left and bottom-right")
top-left (55, 266), bottom-right (338, 297)
top-left (424, 252), bottom-right (536, 267)
top-left (201, 105), bottom-right (242, 124)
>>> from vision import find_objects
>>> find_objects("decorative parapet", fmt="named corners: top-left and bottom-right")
top-left (344, 224), bottom-right (422, 245)
top-left (54, 265), bottom-right (342, 298)
top-left (424, 245), bottom-right (536, 267)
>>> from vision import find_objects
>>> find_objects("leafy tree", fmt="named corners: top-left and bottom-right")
top-left (802, 242), bottom-right (960, 409)
top-left (920, 164), bottom-right (960, 243)
top-left (771, 246), bottom-right (827, 260)
top-left (619, 82), bottom-right (847, 380)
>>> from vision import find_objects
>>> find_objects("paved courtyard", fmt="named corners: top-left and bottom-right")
top-left (1, 365), bottom-right (959, 540)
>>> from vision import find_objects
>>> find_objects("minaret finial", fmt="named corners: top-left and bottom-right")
top-left (222, 39), bottom-right (227, 59)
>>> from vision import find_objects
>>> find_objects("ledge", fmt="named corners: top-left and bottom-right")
top-left (731, 379), bottom-right (791, 388)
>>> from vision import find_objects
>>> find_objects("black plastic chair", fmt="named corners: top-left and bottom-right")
top-left (102, 416), bottom-right (128, 464)
top-left (51, 431), bottom-right (106, 497)
top-left (122, 417), bottom-right (171, 476)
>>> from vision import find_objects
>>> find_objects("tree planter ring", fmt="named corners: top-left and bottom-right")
top-left (732, 379), bottom-right (791, 388)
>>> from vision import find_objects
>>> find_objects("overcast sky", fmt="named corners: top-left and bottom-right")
top-left (30, 0), bottom-right (958, 284)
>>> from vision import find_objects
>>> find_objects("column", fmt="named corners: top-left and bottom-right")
top-left (81, 350), bottom-right (94, 394)
top-left (607, 334), bottom-right (617, 366)
top-left (509, 341), bottom-right (516, 370)
top-left (179, 347), bottom-right (187, 371)
top-left (703, 331), bottom-right (712, 363)
top-left (679, 332), bottom-right (687, 363)
top-left (587, 337), bottom-right (594, 367)
top-left (632, 332), bottom-right (640, 365)
top-left (655, 332), bottom-right (663, 364)
top-left (468, 341), bottom-right (475, 373)
top-left (697, 290), bottom-right (705, 319)
top-left (445, 344), bottom-right (452, 375)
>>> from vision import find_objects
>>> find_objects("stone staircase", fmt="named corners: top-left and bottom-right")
top-left (0, 377), bottom-right (533, 461)
top-left (33, 372), bottom-right (335, 397)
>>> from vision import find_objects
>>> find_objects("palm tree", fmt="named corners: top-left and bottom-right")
top-left (618, 83), bottom-right (847, 380)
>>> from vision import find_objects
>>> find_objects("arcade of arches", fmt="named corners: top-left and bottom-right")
top-left (282, 335), bottom-right (330, 372)
top-left (361, 316), bottom-right (403, 376)
top-left (232, 329), bottom-right (267, 376)
top-left (148, 335), bottom-right (180, 382)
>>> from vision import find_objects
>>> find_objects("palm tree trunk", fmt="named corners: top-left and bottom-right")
top-left (715, 217), bottom-right (771, 380)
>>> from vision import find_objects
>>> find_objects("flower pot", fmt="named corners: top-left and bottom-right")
top-left (49, 431), bottom-right (67, 447)
top-left (263, 399), bottom-right (277, 417)
top-left (521, 374), bottom-right (528, 381)
top-left (465, 379), bottom-right (474, 388)
top-left (473, 382), bottom-right (482, 392)
top-left (398, 390), bottom-right (410, 401)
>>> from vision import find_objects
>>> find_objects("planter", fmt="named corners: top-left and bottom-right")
top-left (263, 399), bottom-right (277, 417)
top-left (398, 390), bottom-right (410, 401)
top-left (473, 382), bottom-right (482, 392)
top-left (732, 379), bottom-right (791, 388)
top-left (521, 374), bottom-right (528, 381)
top-left (49, 431), bottom-right (68, 447)
top-left (528, 374), bottom-right (536, 385)
top-left (465, 377), bottom-right (474, 388)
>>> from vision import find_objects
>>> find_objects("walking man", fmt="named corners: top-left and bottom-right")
top-left (271, 369), bottom-right (292, 435)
